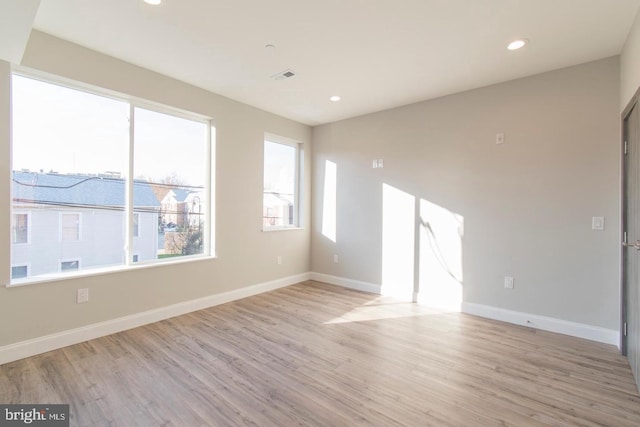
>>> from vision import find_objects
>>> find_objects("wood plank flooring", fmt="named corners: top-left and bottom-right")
top-left (1, 280), bottom-right (640, 426)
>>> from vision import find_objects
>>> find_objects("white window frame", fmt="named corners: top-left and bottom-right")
top-left (60, 212), bottom-right (82, 242)
top-left (263, 133), bottom-right (302, 231)
top-left (11, 212), bottom-right (31, 244)
top-left (126, 102), bottom-right (213, 264)
top-left (8, 67), bottom-right (216, 286)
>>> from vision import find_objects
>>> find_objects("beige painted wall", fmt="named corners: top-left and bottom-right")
top-left (311, 57), bottom-right (621, 330)
top-left (0, 31), bottom-right (311, 347)
top-left (622, 8), bottom-right (640, 111)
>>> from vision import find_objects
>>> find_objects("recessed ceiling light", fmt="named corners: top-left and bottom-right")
top-left (330, 96), bottom-right (341, 102)
top-left (507, 39), bottom-right (528, 51)
top-left (144, 0), bottom-right (162, 5)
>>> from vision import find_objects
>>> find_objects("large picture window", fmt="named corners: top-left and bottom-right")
top-left (10, 73), bottom-right (213, 283)
top-left (263, 136), bottom-right (301, 229)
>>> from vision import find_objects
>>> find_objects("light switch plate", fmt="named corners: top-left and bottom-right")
top-left (77, 288), bottom-right (89, 303)
top-left (592, 216), bottom-right (605, 231)
top-left (504, 276), bottom-right (514, 289)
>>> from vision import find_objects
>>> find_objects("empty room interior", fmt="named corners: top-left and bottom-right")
top-left (3, 0), bottom-right (640, 425)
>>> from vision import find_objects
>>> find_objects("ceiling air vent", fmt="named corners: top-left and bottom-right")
top-left (271, 69), bottom-right (296, 80)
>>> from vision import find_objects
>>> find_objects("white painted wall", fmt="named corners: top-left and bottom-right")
top-left (311, 57), bottom-right (621, 330)
top-left (621, 8), bottom-right (640, 111)
top-left (0, 32), bottom-right (311, 347)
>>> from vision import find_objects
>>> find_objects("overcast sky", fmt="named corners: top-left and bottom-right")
top-left (12, 74), bottom-right (207, 187)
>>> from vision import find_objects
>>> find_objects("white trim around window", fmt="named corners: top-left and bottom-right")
top-left (263, 133), bottom-right (302, 231)
top-left (8, 67), bottom-right (216, 287)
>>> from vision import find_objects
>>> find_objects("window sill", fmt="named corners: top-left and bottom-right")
top-left (262, 226), bottom-right (304, 233)
top-left (6, 255), bottom-right (218, 288)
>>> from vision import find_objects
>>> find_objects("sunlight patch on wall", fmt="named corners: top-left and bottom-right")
top-left (417, 199), bottom-right (463, 312)
top-left (381, 183), bottom-right (415, 300)
top-left (321, 160), bottom-right (337, 242)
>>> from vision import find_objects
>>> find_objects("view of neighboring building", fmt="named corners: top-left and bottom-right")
top-left (158, 187), bottom-right (205, 255)
top-left (11, 171), bottom-right (160, 280)
top-left (160, 188), bottom-right (193, 228)
top-left (262, 192), bottom-right (294, 228)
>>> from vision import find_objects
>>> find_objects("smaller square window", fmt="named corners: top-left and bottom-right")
top-left (61, 260), bottom-right (80, 272)
top-left (11, 265), bottom-right (28, 279)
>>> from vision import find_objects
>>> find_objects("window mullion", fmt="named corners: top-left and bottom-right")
top-left (295, 144), bottom-right (301, 227)
top-left (125, 104), bottom-right (135, 265)
top-left (204, 124), bottom-right (213, 256)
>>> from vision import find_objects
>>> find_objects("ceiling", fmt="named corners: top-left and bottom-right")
top-left (27, 0), bottom-right (640, 125)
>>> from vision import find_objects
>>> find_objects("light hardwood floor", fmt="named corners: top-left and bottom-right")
top-left (1, 281), bottom-right (640, 426)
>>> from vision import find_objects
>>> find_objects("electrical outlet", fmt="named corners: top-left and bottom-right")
top-left (504, 276), bottom-right (514, 289)
top-left (496, 133), bottom-right (505, 144)
top-left (277, 255), bottom-right (282, 265)
top-left (77, 288), bottom-right (89, 303)
top-left (333, 254), bottom-right (339, 263)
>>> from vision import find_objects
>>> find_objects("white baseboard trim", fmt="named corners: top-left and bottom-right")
top-left (309, 272), bottom-right (381, 294)
top-left (309, 272), bottom-right (619, 347)
top-left (462, 302), bottom-right (620, 347)
top-left (0, 272), bottom-right (310, 365)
